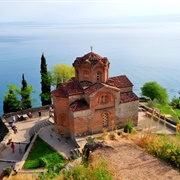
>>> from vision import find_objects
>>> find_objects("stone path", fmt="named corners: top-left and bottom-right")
top-left (0, 110), bottom-right (50, 175)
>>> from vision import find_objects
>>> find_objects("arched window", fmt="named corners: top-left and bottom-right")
top-left (102, 112), bottom-right (108, 127)
top-left (101, 95), bottom-right (108, 103)
top-left (96, 72), bottom-right (101, 81)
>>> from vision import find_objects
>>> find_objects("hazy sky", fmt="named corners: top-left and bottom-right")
top-left (0, 0), bottom-right (180, 23)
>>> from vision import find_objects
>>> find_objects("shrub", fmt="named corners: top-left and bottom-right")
top-left (124, 121), bottom-right (134, 133)
top-left (39, 157), bottom-right (48, 167)
top-left (147, 99), bottom-right (158, 108)
top-left (141, 81), bottom-right (169, 105)
top-left (60, 155), bottom-right (113, 180)
top-left (4, 167), bottom-right (12, 177)
top-left (136, 133), bottom-right (180, 170)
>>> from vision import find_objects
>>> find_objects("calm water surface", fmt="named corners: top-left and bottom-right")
top-left (0, 22), bottom-right (180, 114)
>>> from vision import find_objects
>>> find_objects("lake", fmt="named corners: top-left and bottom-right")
top-left (1, 22), bottom-right (180, 115)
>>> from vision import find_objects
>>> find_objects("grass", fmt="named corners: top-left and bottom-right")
top-left (13, 135), bottom-right (113, 180)
top-left (135, 128), bottom-right (180, 170)
top-left (156, 104), bottom-right (180, 123)
top-left (23, 136), bottom-right (66, 169)
top-left (58, 155), bottom-right (113, 180)
top-left (156, 104), bottom-right (180, 116)
top-left (143, 101), bottom-right (180, 123)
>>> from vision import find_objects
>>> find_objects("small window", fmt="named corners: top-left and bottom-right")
top-left (101, 95), bottom-right (108, 103)
top-left (96, 72), bottom-right (101, 81)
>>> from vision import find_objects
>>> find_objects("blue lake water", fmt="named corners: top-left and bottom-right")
top-left (1, 22), bottom-right (180, 115)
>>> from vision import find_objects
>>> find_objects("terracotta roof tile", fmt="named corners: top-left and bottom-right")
top-left (51, 79), bottom-right (83, 97)
top-left (73, 52), bottom-right (109, 67)
top-left (62, 79), bottom-right (83, 96)
top-left (51, 86), bottom-right (68, 98)
top-left (84, 82), bottom-right (104, 95)
top-left (70, 99), bottom-right (89, 112)
top-left (120, 91), bottom-right (139, 103)
top-left (106, 75), bottom-right (133, 88)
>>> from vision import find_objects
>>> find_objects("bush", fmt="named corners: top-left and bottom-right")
top-left (136, 133), bottom-right (180, 170)
top-left (124, 121), bottom-right (134, 133)
top-left (39, 157), bottom-right (48, 167)
top-left (4, 167), bottom-right (12, 177)
top-left (147, 99), bottom-right (158, 108)
top-left (60, 155), bottom-right (113, 180)
top-left (141, 81), bottom-right (169, 105)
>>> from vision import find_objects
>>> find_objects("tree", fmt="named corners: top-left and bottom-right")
top-left (141, 81), bottom-right (169, 105)
top-left (3, 85), bottom-right (20, 113)
top-left (50, 63), bottom-right (75, 88)
top-left (171, 96), bottom-right (180, 108)
top-left (20, 74), bottom-right (32, 109)
top-left (3, 79), bottom-right (34, 114)
top-left (40, 53), bottom-right (51, 105)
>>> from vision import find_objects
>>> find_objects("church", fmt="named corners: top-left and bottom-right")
top-left (51, 51), bottom-right (139, 137)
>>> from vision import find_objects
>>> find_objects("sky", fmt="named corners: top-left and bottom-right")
top-left (0, 0), bottom-right (180, 24)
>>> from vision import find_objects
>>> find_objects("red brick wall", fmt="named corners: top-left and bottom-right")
top-left (53, 96), bottom-right (71, 135)
top-left (53, 86), bottom-right (139, 137)
top-left (71, 88), bottom-right (120, 135)
top-left (73, 109), bottom-right (92, 135)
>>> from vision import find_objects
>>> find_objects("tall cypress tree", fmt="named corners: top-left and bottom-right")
top-left (40, 53), bottom-right (52, 105)
top-left (21, 74), bottom-right (32, 109)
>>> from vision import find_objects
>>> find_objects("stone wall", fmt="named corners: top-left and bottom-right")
top-left (3, 105), bottom-right (52, 118)
top-left (118, 100), bottom-right (139, 127)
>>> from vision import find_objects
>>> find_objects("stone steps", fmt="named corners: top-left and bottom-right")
top-left (29, 119), bottom-right (53, 137)
top-left (70, 148), bottom-right (82, 159)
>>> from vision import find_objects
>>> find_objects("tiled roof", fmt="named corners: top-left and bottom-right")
top-left (51, 79), bottom-right (83, 98)
top-left (73, 52), bottom-right (109, 67)
top-left (63, 79), bottom-right (83, 96)
top-left (70, 99), bottom-right (90, 112)
top-left (120, 91), bottom-right (139, 103)
top-left (51, 86), bottom-right (68, 98)
top-left (84, 82), bottom-right (104, 95)
top-left (106, 75), bottom-right (133, 88)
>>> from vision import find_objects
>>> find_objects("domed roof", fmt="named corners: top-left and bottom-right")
top-left (73, 52), bottom-right (109, 67)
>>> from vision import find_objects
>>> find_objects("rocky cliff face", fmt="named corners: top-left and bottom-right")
top-left (0, 117), bottom-right (9, 142)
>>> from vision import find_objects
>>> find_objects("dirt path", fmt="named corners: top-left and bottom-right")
top-left (94, 137), bottom-right (180, 180)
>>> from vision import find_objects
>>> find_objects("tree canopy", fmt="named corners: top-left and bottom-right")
top-left (141, 81), bottom-right (169, 105)
top-left (50, 63), bottom-right (75, 88)
top-left (3, 79), bottom-right (34, 114)
top-left (3, 85), bottom-right (20, 113)
top-left (40, 53), bottom-right (51, 105)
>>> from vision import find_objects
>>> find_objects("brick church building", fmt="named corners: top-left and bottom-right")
top-left (51, 52), bottom-right (139, 137)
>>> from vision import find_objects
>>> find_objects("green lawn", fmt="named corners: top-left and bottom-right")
top-left (23, 136), bottom-right (66, 169)
top-left (156, 104), bottom-right (180, 123)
